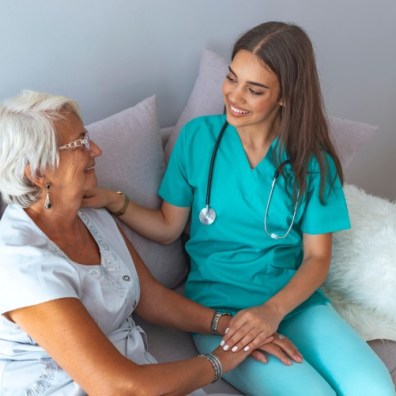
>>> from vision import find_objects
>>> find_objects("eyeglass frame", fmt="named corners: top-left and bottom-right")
top-left (58, 130), bottom-right (91, 151)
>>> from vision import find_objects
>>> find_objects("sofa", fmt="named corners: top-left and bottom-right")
top-left (1, 49), bottom-right (395, 394)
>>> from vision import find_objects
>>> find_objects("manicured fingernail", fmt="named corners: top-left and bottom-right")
top-left (225, 327), bottom-right (229, 334)
top-left (231, 346), bottom-right (238, 352)
top-left (223, 345), bottom-right (229, 351)
top-left (243, 346), bottom-right (250, 352)
top-left (220, 340), bottom-right (225, 347)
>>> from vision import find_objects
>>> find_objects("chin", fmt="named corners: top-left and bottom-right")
top-left (226, 113), bottom-right (251, 129)
top-left (85, 174), bottom-right (98, 190)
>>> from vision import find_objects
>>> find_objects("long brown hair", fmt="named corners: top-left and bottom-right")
top-left (232, 21), bottom-right (343, 202)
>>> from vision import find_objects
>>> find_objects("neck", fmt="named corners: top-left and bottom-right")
top-left (25, 199), bottom-right (81, 237)
top-left (236, 115), bottom-right (280, 148)
top-left (234, 118), bottom-right (281, 169)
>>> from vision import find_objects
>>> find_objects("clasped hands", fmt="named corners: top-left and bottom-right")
top-left (220, 304), bottom-right (303, 365)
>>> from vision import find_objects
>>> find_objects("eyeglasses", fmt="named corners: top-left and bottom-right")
top-left (58, 131), bottom-right (90, 151)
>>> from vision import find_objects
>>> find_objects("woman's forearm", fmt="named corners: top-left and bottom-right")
top-left (106, 189), bottom-right (190, 244)
top-left (136, 282), bottom-right (230, 336)
top-left (265, 253), bottom-right (331, 318)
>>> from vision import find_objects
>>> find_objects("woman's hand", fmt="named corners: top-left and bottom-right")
top-left (251, 333), bottom-right (303, 365)
top-left (212, 333), bottom-right (302, 376)
top-left (220, 303), bottom-right (283, 353)
top-left (82, 188), bottom-right (122, 212)
top-left (210, 345), bottom-right (251, 373)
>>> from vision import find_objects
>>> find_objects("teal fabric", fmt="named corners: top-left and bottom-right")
top-left (159, 114), bottom-right (350, 316)
top-left (193, 305), bottom-right (395, 396)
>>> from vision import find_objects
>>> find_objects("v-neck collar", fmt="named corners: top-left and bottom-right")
top-left (229, 125), bottom-right (279, 174)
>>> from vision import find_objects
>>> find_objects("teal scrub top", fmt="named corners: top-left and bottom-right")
top-left (159, 115), bottom-right (350, 316)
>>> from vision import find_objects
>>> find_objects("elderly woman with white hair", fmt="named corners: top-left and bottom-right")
top-left (0, 90), bottom-right (301, 395)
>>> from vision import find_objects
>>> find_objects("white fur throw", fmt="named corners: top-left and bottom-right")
top-left (323, 184), bottom-right (396, 341)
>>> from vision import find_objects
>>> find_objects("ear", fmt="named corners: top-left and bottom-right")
top-left (24, 165), bottom-right (46, 188)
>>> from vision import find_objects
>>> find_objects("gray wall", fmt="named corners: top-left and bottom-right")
top-left (1, 0), bottom-right (395, 199)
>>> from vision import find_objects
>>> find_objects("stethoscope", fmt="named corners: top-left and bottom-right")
top-left (199, 121), bottom-right (299, 240)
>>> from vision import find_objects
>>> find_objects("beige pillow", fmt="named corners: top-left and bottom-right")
top-left (87, 96), bottom-right (188, 288)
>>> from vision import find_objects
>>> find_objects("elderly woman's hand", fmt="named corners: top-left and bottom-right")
top-left (251, 333), bottom-right (303, 365)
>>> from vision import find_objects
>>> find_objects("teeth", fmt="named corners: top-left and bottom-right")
top-left (230, 105), bottom-right (248, 114)
top-left (85, 165), bottom-right (94, 172)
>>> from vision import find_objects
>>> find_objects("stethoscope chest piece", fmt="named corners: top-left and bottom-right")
top-left (199, 205), bottom-right (216, 225)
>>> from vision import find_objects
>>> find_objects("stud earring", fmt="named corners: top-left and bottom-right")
top-left (44, 182), bottom-right (52, 209)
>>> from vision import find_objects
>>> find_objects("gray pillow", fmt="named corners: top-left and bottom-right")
top-left (87, 95), bottom-right (188, 288)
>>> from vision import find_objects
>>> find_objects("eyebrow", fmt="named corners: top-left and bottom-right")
top-left (67, 129), bottom-right (87, 143)
top-left (77, 129), bottom-right (88, 139)
top-left (228, 66), bottom-right (269, 89)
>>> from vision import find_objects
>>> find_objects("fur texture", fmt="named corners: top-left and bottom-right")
top-left (323, 184), bottom-right (396, 341)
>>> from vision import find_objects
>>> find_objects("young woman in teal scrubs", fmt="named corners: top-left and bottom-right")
top-left (85, 22), bottom-right (395, 395)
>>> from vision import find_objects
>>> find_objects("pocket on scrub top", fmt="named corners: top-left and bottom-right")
top-left (266, 249), bottom-right (300, 276)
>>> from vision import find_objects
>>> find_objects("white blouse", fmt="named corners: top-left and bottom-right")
top-left (0, 205), bottom-right (157, 395)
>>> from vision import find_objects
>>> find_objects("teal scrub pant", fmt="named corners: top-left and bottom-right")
top-left (194, 304), bottom-right (395, 396)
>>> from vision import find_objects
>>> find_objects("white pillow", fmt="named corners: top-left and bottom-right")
top-left (165, 49), bottom-right (378, 170)
top-left (323, 184), bottom-right (396, 341)
top-left (87, 96), bottom-right (188, 288)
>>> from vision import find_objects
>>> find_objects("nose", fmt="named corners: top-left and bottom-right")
top-left (89, 139), bottom-right (102, 157)
top-left (225, 83), bottom-right (246, 105)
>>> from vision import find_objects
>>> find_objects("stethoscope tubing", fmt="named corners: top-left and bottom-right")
top-left (205, 121), bottom-right (228, 207)
top-left (199, 120), bottom-right (299, 239)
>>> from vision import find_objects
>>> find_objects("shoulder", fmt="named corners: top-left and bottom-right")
top-left (307, 151), bottom-right (338, 177)
top-left (185, 114), bottom-right (226, 128)
top-left (0, 209), bottom-right (80, 313)
top-left (180, 114), bottom-right (226, 141)
top-left (0, 204), bottom-right (46, 248)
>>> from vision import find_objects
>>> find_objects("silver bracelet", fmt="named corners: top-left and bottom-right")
top-left (199, 353), bottom-right (223, 383)
top-left (210, 311), bottom-right (231, 335)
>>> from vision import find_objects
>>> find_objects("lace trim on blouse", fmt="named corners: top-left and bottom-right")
top-left (45, 210), bottom-right (127, 286)
top-left (26, 358), bottom-right (58, 396)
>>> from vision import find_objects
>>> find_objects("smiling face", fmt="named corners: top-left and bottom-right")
top-left (47, 110), bottom-right (102, 203)
top-left (222, 49), bottom-right (282, 135)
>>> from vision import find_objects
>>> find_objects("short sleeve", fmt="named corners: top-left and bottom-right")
top-left (158, 125), bottom-right (193, 207)
top-left (301, 155), bottom-right (350, 234)
top-left (0, 246), bottom-right (79, 314)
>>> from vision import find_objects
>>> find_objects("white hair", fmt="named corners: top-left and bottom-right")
top-left (0, 90), bottom-right (81, 207)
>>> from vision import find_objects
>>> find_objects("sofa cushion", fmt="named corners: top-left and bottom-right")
top-left (165, 49), bottom-right (378, 170)
top-left (87, 96), bottom-right (188, 288)
top-left (370, 340), bottom-right (396, 385)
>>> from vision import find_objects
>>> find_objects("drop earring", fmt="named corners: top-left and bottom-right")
top-left (44, 182), bottom-right (52, 209)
